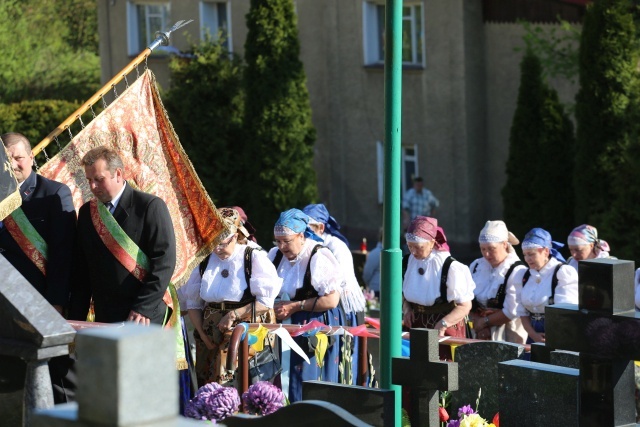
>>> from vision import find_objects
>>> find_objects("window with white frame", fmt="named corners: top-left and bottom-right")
top-left (376, 142), bottom-right (419, 203)
top-left (127, 2), bottom-right (171, 56)
top-left (200, 1), bottom-right (231, 50)
top-left (363, 1), bottom-right (424, 66)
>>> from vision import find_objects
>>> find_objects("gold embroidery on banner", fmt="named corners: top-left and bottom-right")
top-left (38, 70), bottom-right (225, 288)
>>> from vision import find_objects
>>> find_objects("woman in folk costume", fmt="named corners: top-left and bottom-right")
top-left (269, 209), bottom-right (345, 403)
top-left (225, 205), bottom-right (261, 249)
top-left (185, 208), bottom-right (282, 387)
top-left (514, 228), bottom-right (578, 344)
top-left (402, 216), bottom-right (475, 360)
top-left (566, 224), bottom-right (613, 272)
top-left (468, 221), bottom-right (528, 344)
top-left (303, 203), bottom-right (366, 384)
top-left (302, 203), bottom-right (366, 317)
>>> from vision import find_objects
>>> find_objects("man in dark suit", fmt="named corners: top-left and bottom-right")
top-left (0, 133), bottom-right (76, 312)
top-left (69, 146), bottom-right (176, 325)
top-left (0, 132), bottom-right (77, 403)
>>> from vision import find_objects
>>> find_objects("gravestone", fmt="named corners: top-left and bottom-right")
top-left (530, 341), bottom-right (554, 364)
top-left (0, 256), bottom-right (76, 427)
top-left (303, 380), bottom-right (395, 427)
top-left (32, 323), bottom-right (200, 427)
top-left (450, 341), bottom-right (524, 420)
top-left (499, 359), bottom-right (579, 426)
top-left (545, 259), bottom-right (639, 427)
top-left (223, 400), bottom-right (373, 427)
top-left (392, 328), bottom-right (458, 427)
top-left (550, 350), bottom-right (580, 369)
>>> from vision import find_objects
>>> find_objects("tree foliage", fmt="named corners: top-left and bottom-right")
top-left (0, 0), bottom-right (100, 104)
top-left (600, 79), bottom-right (640, 260)
top-left (164, 40), bottom-right (245, 206)
top-left (0, 99), bottom-right (91, 164)
top-left (574, 0), bottom-right (639, 230)
top-left (503, 52), bottom-right (546, 240)
top-left (242, 0), bottom-right (318, 242)
top-left (502, 50), bottom-right (575, 242)
top-left (518, 19), bottom-right (581, 84)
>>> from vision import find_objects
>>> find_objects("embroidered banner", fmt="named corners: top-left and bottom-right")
top-left (39, 70), bottom-right (224, 287)
top-left (0, 142), bottom-right (21, 221)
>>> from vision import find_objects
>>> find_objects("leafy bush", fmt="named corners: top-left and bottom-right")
top-left (164, 40), bottom-right (245, 206)
top-left (0, 100), bottom-right (97, 164)
top-left (0, 0), bottom-right (100, 104)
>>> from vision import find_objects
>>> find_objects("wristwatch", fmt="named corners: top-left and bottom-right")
top-left (440, 319), bottom-right (448, 329)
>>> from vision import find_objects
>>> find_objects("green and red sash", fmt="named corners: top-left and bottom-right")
top-left (90, 199), bottom-right (186, 369)
top-left (90, 199), bottom-right (175, 319)
top-left (3, 207), bottom-right (48, 275)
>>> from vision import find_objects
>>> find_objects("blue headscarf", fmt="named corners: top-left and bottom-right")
top-left (273, 209), bottom-right (323, 242)
top-left (302, 203), bottom-right (350, 246)
top-left (522, 227), bottom-right (566, 263)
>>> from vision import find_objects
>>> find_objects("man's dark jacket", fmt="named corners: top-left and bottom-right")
top-left (0, 171), bottom-right (76, 306)
top-left (69, 183), bottom-right (176, 324)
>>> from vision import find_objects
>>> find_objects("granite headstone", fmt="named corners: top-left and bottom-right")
top-left (550, 350), bottom-right (580, 369)
top-left (499, 359), bottom-right (579, 427)
top-left (0, 256), bottom-right (75, 426)
top-left (303, 380), bottom-right (395, 427)
top-left (32, 323), bottom-right (200, 427)
top-left (450, 340), bottom-right (524, 420)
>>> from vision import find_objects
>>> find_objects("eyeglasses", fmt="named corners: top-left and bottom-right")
top-left (273, 238), bottom-right (297, 247)
top-left (215, 235), bottom-right (236, 250)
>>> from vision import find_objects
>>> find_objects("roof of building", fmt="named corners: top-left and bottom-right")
top-left (483, 0), bottom-right (588, 24)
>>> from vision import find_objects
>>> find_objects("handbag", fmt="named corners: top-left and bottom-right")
top-left (247, 300), bottom-right (281, 384)
top-left (248, 337), bottom-right (282, 384)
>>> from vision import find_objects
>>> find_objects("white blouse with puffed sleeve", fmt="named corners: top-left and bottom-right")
top-left (469, 252), bottom-right (526, 320)
top-left (322, 233), bottom-right (366, 313)
top-left (184, 243), bottom-right (282, 310)
top-left (268, 239), bottom-right (344, 300)
top-left (403, 250), bottom-right (475, 306)
top-left (514, 257), bottom-right (578, 316)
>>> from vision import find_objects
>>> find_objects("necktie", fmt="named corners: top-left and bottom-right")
top-left (105, 202), bottom-right (115, 214)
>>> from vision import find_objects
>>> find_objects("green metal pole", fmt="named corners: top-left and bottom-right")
top-left (380, 0), bottom-right (403, 426)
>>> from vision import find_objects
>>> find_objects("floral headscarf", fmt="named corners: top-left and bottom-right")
top-left (214, 208), bottom-right (250, 245)
top-left (226, 206), bottom-right (257, 243)
top-left (567, 224), bottom-right (610, 254)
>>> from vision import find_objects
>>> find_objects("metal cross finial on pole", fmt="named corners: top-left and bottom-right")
top-left (33, 20), bottom-right (194, 157)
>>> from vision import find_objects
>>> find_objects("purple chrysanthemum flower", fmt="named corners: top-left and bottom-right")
top-left (184, 382), bottom-right (238, 422)
top-left (458, 404), bottom-right (476, 418)
top-left (204, 386), bottom-right (241, 421)
top-left (242, 381), bottom-right (286, 416)
top-left (446, 420), bottom-right (461, 427)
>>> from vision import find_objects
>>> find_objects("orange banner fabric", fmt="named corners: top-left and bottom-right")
top-left (39, 69), bottom-right (223, 287)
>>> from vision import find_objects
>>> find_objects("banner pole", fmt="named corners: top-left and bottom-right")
top-left (33, 19), bottom-right (193, 156)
